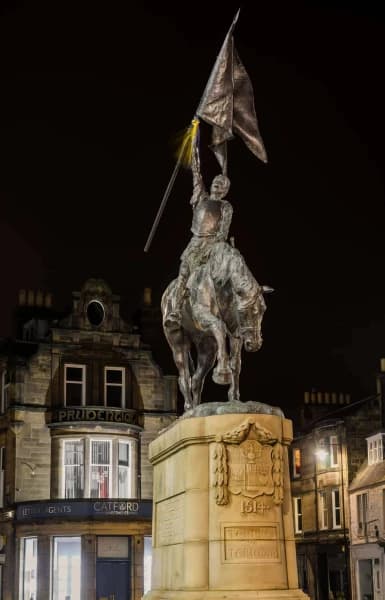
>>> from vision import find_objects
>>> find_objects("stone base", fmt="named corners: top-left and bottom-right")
top-left (146, 412), bottom-right (309, 600)
top-left (145, 589), bottom-right (309, 600)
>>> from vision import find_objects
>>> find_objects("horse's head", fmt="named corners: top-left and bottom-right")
top-left (239, 286), bottom-right (272, 352)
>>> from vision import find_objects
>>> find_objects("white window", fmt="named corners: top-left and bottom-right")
top-left (118, 441), bottom-right (131, 497)
top-left (64, 364), bottom-right (86, 406)
top-left (90, 440), bottom-right (111, 498)
top-left (367, 433), bottom-right (385, 465)
top-left (61, 437), bottom-right (135, 499)
top-left (293, 497), bottom-right (303, 533)
top-left (21, 537), bottom-right (37, 600)
top-left (104, 367), bottom-right (125, 407)
top-left (0, 447), bottom-right (5, 508)
top-left (332, 488), bottom-right (342, 529)
top-left (64, 440), bottom-right (84, 498)
top-left (329, 435), bottom-right (339, 467)
top-left (319, 491), bottom-right (328, 529)
top-left (292, 447), bottom-right (301, 478)
top-left (1, 370), bottom-right (10, 413)
top-left (52, 537), bottom-right (81, 600)
top-left (357, 493), bottom-right (368, 536)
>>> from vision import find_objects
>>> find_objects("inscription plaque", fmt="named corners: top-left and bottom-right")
top-left (156, 494), bottom-right (184, 546)
top-left (222, 523), bottom-right (280, 564)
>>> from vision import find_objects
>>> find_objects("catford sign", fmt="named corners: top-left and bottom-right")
top-left (16, 499), bottom-right (152, 521)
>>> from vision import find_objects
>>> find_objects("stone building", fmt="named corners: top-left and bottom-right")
top-left (0, 279), bottom-right (177, 600)
top-left (348, 360), bottom-right (385, 600)
top-left (290, 391), bottom-right (382, 600)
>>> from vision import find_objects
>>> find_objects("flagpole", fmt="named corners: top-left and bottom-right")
top-left (143, 136), bottom-right (189, 253)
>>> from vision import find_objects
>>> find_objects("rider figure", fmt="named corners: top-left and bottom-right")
top-left (166, 142), bottom-right (233, 326)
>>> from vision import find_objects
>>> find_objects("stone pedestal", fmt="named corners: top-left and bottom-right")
top-left (144, 412), bottom-right (309, 600)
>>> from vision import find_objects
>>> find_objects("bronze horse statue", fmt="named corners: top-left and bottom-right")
top-left (162, 242), bottom-right (271, 411)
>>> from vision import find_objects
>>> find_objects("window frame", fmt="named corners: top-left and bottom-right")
top-left (60, 436), bottom-right (135, 499)
top-left (357, 492), bottom-right (368, 536)
top-left (52, 536), bottom-right (81, 600)
top-left (64, 364), bottom-right (86, 407)
top-left (104, 366), bottom-right (125, 408)
top-left (90, 438), bottom-right (112, 498)
top-left (331, 488), bottom-right (342, 529)
top-left (1, 370), bottom-right (10, 413)
top-left (0, 446), bottom-right (6, 509)
top-left (329, 435), bottom-right (339, 467)
top-left (319, 490), bottom-right (328, 530)
top-left (292, 447), bottom-right (301, 478)
top-left (20, 536), bottom-right (38, 600)
top-left (293, 497), bottom-right (303, 534)
top-left (63, 439), bottom-right (84, 499)
top-left (367, 433), bottom-right (385, 465)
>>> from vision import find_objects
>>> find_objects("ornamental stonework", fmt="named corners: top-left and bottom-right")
top-left (212, 418), bottom-right (284, 506)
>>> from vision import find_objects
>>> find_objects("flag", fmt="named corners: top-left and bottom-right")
top-left (196, 10), bottom-right (267, 172)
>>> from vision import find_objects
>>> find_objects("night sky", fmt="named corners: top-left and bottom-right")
top-left (1, 1), bottom-right (384, 417)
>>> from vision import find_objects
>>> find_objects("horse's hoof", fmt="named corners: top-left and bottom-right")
top-left (212, 367), bottom-right (232, 385)
top-left (164, 312), bottom-right (182, 329)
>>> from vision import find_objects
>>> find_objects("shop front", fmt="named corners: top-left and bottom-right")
top-left (15, 499), bottom-right (152, 600)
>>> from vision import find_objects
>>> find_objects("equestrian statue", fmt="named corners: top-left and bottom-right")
top-left (145, 10), bottom-right (272, 412)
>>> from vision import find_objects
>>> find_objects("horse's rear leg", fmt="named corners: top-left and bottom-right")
top-left (191, 337), bottom-right (217, 406)
top-left (164, 329), bottom-right (193, 411)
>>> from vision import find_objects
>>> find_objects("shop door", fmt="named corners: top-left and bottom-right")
top-left (96, 560), bottom-right (130, 600)
top-left (358, 559), bottom-right (373, 600)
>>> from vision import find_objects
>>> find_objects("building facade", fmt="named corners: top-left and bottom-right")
top-left (290, 391), bottom-right (382, 600)
top-left (0, 279), bottom-right (177, 600)
top-left (349, 431), bottom-right (385, 600)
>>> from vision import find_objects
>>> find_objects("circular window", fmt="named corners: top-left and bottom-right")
top-left (86, 300), bottom-right (105, 326)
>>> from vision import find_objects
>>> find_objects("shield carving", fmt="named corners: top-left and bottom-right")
top-left (227, 439), bottom-right (274, 498)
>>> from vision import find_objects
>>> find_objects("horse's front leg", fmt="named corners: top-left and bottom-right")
top-left (197, 311), bottom-right (231, 385)
top-left (228, 335), bottom-right (242, 402)
top-left (191, 336), bottom-right (217, 406)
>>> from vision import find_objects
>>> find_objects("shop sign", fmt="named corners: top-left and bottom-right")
top-left (16, 499), bottom-right (152, 521)
top-left (51, 407), bottom-right (138, 425)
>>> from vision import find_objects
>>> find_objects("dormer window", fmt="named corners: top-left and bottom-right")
top-left (64, 365), bottom-right (86, 406)
top-left (367, 433), bottom-right (385, 465)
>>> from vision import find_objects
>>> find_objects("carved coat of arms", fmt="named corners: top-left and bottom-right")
top-left (212, 418), bottom-right (284, 506)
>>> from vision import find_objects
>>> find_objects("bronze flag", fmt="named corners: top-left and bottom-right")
top-left (196, 11), bottom-right (267, 171)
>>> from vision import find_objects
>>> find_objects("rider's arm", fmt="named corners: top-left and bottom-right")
top-left (190, 143), bottom-right (207, 207)
top-left (216, 201), bottom-right (233, 241)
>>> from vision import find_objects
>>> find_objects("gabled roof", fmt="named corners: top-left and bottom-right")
top-left (349, 460), bottom-right (385, 491)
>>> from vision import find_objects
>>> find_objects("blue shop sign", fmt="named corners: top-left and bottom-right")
top-left (16, 499), bottom-right (152, 521)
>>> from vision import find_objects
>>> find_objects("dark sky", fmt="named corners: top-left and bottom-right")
top-left (1, 0), bottom-right (384, 416)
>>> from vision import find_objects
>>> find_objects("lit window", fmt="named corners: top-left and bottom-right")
top-left (21, 537), bottom-right (37, 600)
top-left (293, 497), bottom-right (303, 533)
top-left (118, 441), bottom-right (131, 497)
top-left (52, 537), bottom-right (81, 600)
top-left (332, 488), bottom-right (342, 529)
top-left (64, 365), bottom-right (86, 406)
top-left (105, 367), bottom-right (125, 408)
top-left (329, 435), bottom-right (339, 467)
top-left (61, 437), bottom-right (135, 498)
top-left (64, 440), bottom-right (84, 498)
top-left (293, 448), bottom-right (301, 478)
top-left (143, 536), bottom-right (152, 595)
top-left (367, 433), bottom-right (385, 465)
top-left (357, 493), bottom-right (368, 536)
top-left (319, 491), bottom-right (328, 529)
top-left (90, 440), bottom-right (111, 498)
